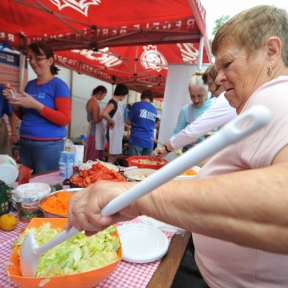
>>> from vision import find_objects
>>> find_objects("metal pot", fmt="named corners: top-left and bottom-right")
top-left (38, 188), bottom-right (82, 218)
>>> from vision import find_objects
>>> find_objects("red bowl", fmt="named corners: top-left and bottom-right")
top-left (126, 156), bottom-right (168, 170)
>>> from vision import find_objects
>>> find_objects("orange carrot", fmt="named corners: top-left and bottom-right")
top-left (40, 191), bottom-right (75, 216)
top-left (183, 169), bottom-right (197, 176)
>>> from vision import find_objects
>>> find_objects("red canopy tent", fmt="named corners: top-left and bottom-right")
top-left (0, 0), bottom-right (212, 95)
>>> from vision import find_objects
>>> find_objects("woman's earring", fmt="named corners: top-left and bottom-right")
top-left (267, 66), bottom-right (273, 76)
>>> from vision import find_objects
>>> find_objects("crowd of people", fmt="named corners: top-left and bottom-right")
top-left (2, 5), bottom-right (288, 287)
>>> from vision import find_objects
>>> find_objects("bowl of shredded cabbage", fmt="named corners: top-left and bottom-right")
top-left (7, 218), bottom-right (122, 288)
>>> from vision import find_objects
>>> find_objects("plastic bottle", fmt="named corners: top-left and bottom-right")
top-left (64, 138), bottom-right (73, 152)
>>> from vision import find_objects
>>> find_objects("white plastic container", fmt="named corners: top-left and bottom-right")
top-left (12, 183), bottom-right (51, 222)
top-left (59, 151), bottom-right (75, 180)
top-left (0, 155), bottom-right (18, 184)
top-left (70, 145), bottom-right (84, 166)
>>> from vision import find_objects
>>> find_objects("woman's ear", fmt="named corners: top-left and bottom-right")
top-left (265, 37), bottom-right (282, 68)
top-left (48, 57), bottom-right (54, 67)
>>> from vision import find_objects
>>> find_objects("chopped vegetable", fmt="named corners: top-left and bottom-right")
top-left (40, 191), bottom-right (75, 216)
top-left (11, 223), bottom-right (121, 277)
top-left (181, 169), bottom-right (197, 176)
top-left (131, 159), bottom-right (166, 165)
top-left (70, 162), bottom-right (126, 187)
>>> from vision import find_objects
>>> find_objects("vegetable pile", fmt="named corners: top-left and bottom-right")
top-left (39, 191), bottom-right (75, 216)
top-left (70, 161), bottom-right (126, 187)
top-left (12, 223), bottom-right (121, 277)
top-left (181, 168), bottom-right (197, 176)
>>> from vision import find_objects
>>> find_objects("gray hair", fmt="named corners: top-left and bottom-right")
top-left (188, 71), bottom-right (209, 96)
top-left (212, 5), bottom-right (288, 66)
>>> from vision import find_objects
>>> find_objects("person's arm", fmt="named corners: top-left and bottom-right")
top-left (124, 123), bottom-right (131, 129)
top-left (6, 90), bottom-right (71, 126)
top-left (8, 113), bottom-right (17, 144)
top-left (2, 85), bottom-right (22, 116)
top-left (171, 107), bottom-right (187, 137)
top-left (65, 145), bottom-right (288, 254)
top-left (125, 117), bottom-right (132, 130)
top-left (40, 98), bottom-right (71, 126)
top-left (91, 100), bottom-right (103, 124)
top-left (126, 118), bottom-right (132, 125)
top-left (151, 96), bottom-right (237, 159)
top-left (101, 102), bottom-right (115, 128)
top-left (170, 95), bottom-right (237, 150)
top-left (152, 106), bottom-right (188, 158)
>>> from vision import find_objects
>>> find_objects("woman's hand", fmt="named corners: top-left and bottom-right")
top-left (8, 92), bottom-right (44, 112)
top-left (151, 146), bottom-right (168, 159)
top-left (107, 120), bottom-right (115, 129)
top-left (2, 85), bottom-right (14, 99)
top-left (9, 134), bottom-right (17, 144)
top-left (65, 181), bottom-right (139, 236)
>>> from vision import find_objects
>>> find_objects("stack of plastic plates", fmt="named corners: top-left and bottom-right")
top-left (117, 223), bottom-right (169, 263)
top-left (0, 155), bottom-right (18, 184)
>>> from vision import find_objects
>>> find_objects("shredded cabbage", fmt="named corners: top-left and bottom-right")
top-left (11, 223), bottom-right (121, 277)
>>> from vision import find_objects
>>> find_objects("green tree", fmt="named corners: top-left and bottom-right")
top-left (209, 15), bottom-right (230, 50)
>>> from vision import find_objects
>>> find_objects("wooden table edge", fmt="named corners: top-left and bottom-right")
top-left (146, 231), bottom-right (192, 288)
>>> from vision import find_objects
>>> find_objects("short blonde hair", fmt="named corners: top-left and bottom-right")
top-left (188, 70), bottom-right (208, 96)
top-left (212, 5), bottom-right (288, 66)
top-left (189, 71), bottom-right (206, 86)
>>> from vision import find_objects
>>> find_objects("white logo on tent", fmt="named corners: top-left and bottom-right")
top-left (177, 43), bottom-right (199, 64)
top-left (50, 0), bottom-right (101, 16)
top-left (140, 45), bottom-right (168, 72)
top-left (71, 48), bottom-right (122, 68)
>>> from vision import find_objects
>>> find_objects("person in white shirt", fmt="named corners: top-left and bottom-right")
top-left (152, 64), bottom-right (237, 158)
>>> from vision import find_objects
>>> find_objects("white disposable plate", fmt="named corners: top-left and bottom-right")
top-left (173, 166), bottom-right (201, 180)
top-left (117, 223), bottom-right (169, 263)
top-left (0, 163), bottom-right (18, 184)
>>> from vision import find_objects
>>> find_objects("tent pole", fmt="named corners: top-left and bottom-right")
top-left (197, 36), bottom-right (204, 71)
top-left (19, 35), bottom-right (25, 92)
top-left (68, 69), bottom-right (73, 139)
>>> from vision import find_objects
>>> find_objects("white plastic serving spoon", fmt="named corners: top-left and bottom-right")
top-left (20, 105), bottom-right (271, 277)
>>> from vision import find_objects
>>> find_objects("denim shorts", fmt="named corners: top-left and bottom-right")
top-left (19, 137), bottom-right (64, 174)
top-left (128, 143), bottom-right (153, 156)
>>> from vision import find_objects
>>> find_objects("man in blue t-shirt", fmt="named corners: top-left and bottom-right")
top-left (127, 90), bottom-right (157, 156)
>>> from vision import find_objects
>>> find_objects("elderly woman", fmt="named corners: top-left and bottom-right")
top-left (169, 71), bottom-right (214, 152)
top-left (65, 5), bottom-right (288, 287)
top-left (152, 64), bottom-right (236, 159)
